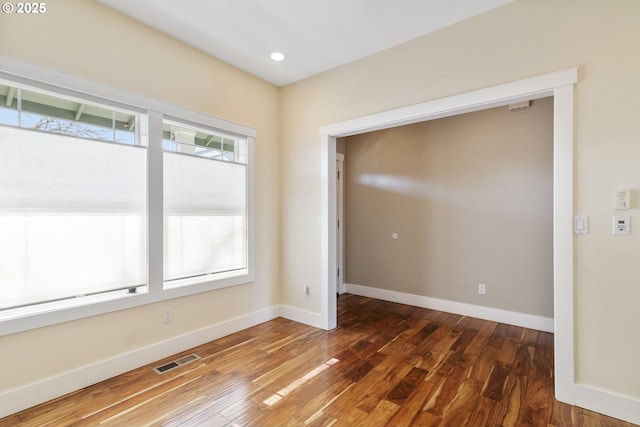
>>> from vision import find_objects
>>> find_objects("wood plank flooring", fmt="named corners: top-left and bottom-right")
top-left (2, 294), bottom-right (637, 426)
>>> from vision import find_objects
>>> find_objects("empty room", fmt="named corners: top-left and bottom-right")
top-left (1, 0), bottom-right (639, 425)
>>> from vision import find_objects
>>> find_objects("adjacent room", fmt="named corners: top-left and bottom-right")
top-left (341, 98), bottom-right (554, 323)
top-left (1, 0), bottom-right (639, 425)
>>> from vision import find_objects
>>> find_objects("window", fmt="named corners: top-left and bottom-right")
top-left (162, 120), bottom-right (249, 288)
top-left (162, 120), bottom-right (242, 161)
top-left (0, 81), bottom-right (147, 315)
top-left (0, 61), bottom-right (255, 335)
top-left (0, 82), bottom-right (137, 144)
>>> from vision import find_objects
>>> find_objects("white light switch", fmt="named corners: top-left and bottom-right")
top-left (574, 215), bottom-right (588, 234)
top-left (613, 215), bottom-right (630, 235)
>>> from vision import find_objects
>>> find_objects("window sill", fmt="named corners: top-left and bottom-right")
top-left (164, 268), bottom-right (248, 290)
top-left (0, 288), bottom-right (148, 323)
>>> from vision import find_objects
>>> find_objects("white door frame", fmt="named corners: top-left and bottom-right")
top-left (319, 67), bottom-right (577, 404)
top-left (336, 153), bottom-right (345, 294)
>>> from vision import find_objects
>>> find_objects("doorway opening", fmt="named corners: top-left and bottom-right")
top-left (320, 68), bottom-right (577, 404)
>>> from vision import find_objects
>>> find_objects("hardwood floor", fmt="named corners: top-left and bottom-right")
top-left (2, 294), bottom-right (637, 427)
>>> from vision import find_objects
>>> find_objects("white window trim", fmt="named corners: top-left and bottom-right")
top-left (0, 55), bottom-right (255, 336)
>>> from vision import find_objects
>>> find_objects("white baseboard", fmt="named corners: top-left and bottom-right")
top-left (338, 282), bottom-right (347, 295)
top-left (575, 384), bottom-right (640, 425)
top-left (279, 304), bottom-right (325, 329)
top-left (0, 305), bottom-right (280, 419)
top-left (345, 283), bottom-right (554, 332)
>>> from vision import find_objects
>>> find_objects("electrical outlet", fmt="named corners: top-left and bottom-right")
top-left (478, 284), bottom-right (486, 295)
top-left (304, 286), bottom-right (310, 297)
top-left (162, 307), bottom-right (172, 323)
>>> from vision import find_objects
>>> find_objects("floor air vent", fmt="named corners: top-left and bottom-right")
top-left (153, 353), bottom-right (201, 374)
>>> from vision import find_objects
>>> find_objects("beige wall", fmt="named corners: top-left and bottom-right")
top-left (344, 98), bottom-right (554, 317)
top-left (0, 1), bottom-right (280, 392)
top-left (280, 0), bottom-right (640, 400)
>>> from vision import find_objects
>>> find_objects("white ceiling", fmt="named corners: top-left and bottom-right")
top-left (97, 0), bottom-right (514, 87)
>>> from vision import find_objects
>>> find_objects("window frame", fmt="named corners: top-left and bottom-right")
top-left (0, 56), bottom-right (255, 336)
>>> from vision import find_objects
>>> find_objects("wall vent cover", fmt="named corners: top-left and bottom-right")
top-left (153, 353), bottom-right (201, 374)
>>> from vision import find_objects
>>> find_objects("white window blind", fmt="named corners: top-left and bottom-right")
top-left (163, 151), bottom-right (247, 288)
top-left (0, 126), bottom-right (147, 310)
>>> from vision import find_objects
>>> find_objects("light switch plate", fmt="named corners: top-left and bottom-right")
top-left (574, 215), bottom-right (588, 234)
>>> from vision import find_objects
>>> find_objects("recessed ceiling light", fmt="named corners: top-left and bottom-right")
top-left (270, 51), bottom-right (285, 61)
